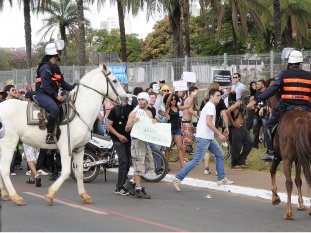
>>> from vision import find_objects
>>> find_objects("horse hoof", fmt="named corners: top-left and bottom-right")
top-left (45, 194), bottom-right (54, 206)
top-left (272, 198), bottom-right (281, 205)
top-left (12, 194), bottom-right (26, 206)
top-left (297, 206), bottom-right (306, 211)
top-left (80, 193), bottom-right (93, 204)
top-left (283, 214), bottom-right (293, 220)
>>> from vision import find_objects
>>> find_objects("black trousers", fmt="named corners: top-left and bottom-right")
top-left (230, 125), bottom-right (253, 167)
top-left (113, 141), bottom-right (131, 189)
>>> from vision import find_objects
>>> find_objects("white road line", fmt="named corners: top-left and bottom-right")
top-left (24, 192), bottom-right (108, 215)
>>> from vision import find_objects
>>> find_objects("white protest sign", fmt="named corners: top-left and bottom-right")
top-left (131, 109), bottom-right (171, 147)
top-left (182, 72), bottom-right (196, 83)
top-left (173, 80), bottom-right (188, 91)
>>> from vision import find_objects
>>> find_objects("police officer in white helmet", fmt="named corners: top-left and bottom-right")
top-left (34, 40), bottom-right (76, 144)
top-left (258, 48), bottom-right (311, 161)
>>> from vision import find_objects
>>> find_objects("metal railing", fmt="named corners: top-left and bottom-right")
top-left (1, 51), bottom-right (311, 90)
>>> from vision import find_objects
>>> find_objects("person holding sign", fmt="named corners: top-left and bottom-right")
top-left (124, 92), bottom-right (156, 199)
top-left (164, 87), bottom-right (198, 169)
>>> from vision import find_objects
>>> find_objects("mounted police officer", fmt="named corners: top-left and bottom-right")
top-left (258, 48), bottom-right (311, 161)
top-left (35, 41), bottom-right (75, 144)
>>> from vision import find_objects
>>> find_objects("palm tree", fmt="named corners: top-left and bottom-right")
top-left (206, 0), bottom-right (269, 53)
top-left (273, 0), bottom-right (281, 52)
top-left (38, 0), bottom-right (84, 64)
top-left (76, 0), bottom-right (86, 65)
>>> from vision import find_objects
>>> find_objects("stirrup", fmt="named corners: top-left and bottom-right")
top-left (46, 133), bottom-right (56, 144)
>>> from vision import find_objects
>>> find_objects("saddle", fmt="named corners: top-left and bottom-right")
top-left (26, 101), bottom-right (76, 130)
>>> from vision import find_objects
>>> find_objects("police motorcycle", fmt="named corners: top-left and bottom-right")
top-left (70, 133), bottom-right (168, 183)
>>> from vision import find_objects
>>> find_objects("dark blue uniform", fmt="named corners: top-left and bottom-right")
top-left (35, 62), bottom-right (75, 135)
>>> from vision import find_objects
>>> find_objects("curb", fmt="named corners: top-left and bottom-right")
top-left (109, 168), bottom-right (311, 207)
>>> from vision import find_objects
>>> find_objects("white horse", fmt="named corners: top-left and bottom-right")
top-left (0, 64), bottom-right (127, 205)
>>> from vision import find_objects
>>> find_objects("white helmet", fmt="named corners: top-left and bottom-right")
top-left (288, 50), bottom-right (303, 64)
top-left (45, 43), bottom-right (58, 56)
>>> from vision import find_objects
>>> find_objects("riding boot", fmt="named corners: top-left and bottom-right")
top-left (262, 129), bottom-right (274, 162)
top-left (46, 116), bottom-right (56, 144)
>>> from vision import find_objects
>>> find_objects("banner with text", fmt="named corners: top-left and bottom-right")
top-left (131, 109), bottom-right (171, 147)
top-left (212, 69), bottom-right (232, 87)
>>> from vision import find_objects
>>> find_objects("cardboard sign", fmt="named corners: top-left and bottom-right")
top-left (131, 109), bottom-right (171, 147)
top-left (182, 72), bottom-right (196, 83)
top-left (152, 83), bottom-right (160, 94)
top-left (108, 65), bottom-right (128, 84)
top-left (212, 69), bottom-right (232, 87)
top-left (173, 80), bottom-right (188, 91)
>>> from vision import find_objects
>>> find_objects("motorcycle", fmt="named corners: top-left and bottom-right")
top-left (70, 134), bottom-right (168, 183)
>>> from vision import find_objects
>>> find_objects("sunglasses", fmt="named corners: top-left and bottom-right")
top-left (233, 76), bottom-right (238, 79)
top-left (162, 90), bottom-right (169, 92)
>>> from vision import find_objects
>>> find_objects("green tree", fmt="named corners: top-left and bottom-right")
top-left (38, 0), bottom-right (87, 64)
top-left (273, 0), bottom-right (281, 51)
top-left (76, 0), bottom-right (86, 65)
top-left (0, 49), bottom-right (11, 70)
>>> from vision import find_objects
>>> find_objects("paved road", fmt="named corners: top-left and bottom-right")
top-left (2, 171), bottom-right (311, 232)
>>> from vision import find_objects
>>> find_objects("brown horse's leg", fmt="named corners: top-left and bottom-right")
top-left (294, 161), bottom-right (306, 211)
top-left (270, 158), bottom-right (281, 205)
top-left (283, 159), bottom-right (293, 220)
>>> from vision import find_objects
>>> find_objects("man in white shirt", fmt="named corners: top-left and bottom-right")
top-left (172, 89), bottom-right (234, 191)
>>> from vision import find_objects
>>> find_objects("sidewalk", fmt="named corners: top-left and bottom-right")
top-left (164, 160), bottom-right (311, 206)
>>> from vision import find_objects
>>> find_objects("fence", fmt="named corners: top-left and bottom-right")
top-left (1, 51), bottom-right (311, 90)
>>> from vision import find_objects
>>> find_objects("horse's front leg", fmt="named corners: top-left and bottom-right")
top-left (72, 148), bottom-right (93, 204)
top-left (45, 147), bottom-right (71, 206)
top-left (270, 157), bottom-right (281, 205)
top-left (283, 159), bottom-right (293, 220)
top-left (294, 161), bottom-right (306, 211)
top-left (0, 144), bottom-right (25, 206)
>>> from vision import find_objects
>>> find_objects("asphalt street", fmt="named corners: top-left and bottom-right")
top-left (2, 171), bottom-right (311, 232)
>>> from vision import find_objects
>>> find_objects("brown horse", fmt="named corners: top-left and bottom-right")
top-left (268, 95), bottom-right (311, 220)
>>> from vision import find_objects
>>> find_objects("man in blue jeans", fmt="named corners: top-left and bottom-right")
top-left (173, 89), bottom-right (234, 191)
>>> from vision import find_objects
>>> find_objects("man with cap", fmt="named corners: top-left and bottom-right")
top-left (258, 49), bottom-right (311, 161)
top-left (124, 92), bottom-right (156, 199)
top-left (154, 84), bottom-right (170, 123)
top-left (226, 89), bottom-right (254, 170)
top-left (34, 41), bottom-right (75, 144)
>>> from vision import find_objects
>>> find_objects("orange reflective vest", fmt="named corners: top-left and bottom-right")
top-left (281, 77), bottom-right (311, 102)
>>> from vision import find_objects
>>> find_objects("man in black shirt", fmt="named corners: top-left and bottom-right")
top-left (108, 103), bottom-right (133, 195)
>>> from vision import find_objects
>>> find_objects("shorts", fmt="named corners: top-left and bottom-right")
top-left (23, 144), bottom-right (40, 162)
top-left (131, 139), bottom-right (155, 176)
top-left (171, 129), bottom-right (182, 136)
top-left (181, 122), bottom-right (195, 145)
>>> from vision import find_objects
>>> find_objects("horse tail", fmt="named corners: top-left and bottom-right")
top-left (295, 116), bottom-right (311, 187)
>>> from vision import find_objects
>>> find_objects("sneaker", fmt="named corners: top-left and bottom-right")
top-left (37, 169), bottom-right (49, 176)
top-left (217, 177), bottom-right (234, 186)
top-left (114, 188), bottom-right (121, 194)
top-left (35, 177), bottom-right (42, 187)
top-left (262, 154), bottom-right (274, 162)
top-left (135, 188), bottom-right (151, 199)
top-left (204, 168), bottom-right (211, 175)
top-left (172, 178), bottom-right (181, 192)
top-left (231, 165), bottom-right (242, 171)
top-left (10, 172), bottom-right (16, 176)
top-left (239, 164), bottom-right (248, 168)
top-left (26, 177), bottom-right (35, 184)
top-left (119, 187), bottom-right (129, 196)
top-left (124, 180), bottom-right (136, 196)
top-left (26, 170), bottom-right (31, 176)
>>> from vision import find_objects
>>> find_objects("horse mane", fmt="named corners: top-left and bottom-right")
top-left (267, 91), bottom-right (281, 108)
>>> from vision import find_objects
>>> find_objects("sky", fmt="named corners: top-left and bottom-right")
top-left (0, 2), bottom-right (161, 48)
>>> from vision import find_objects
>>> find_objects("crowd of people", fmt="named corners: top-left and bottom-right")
top-left (1, 45), bottom-right (310, 200)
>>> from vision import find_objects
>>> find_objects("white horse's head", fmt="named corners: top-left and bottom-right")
top-left (79, 64), bottom-right (128, 105)
top-left (100, 64), bottom-right (128, 104)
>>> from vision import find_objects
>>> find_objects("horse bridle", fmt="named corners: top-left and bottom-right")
top-left (69, 69), bottom-right (123, 131)
top-left (78, 70), bottom-right (121, 104)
